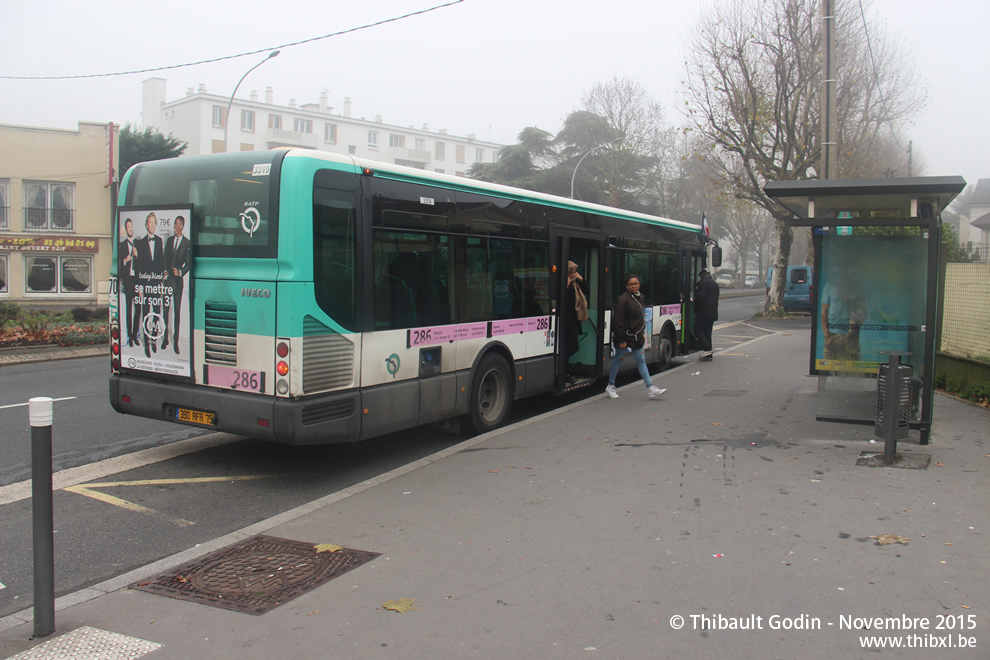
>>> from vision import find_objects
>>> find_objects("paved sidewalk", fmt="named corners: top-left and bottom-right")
top-left (1, 323), bottom-right (986, 659)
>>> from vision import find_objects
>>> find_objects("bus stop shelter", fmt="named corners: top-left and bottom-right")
top-left (765, 176), bottom-right (966, 444)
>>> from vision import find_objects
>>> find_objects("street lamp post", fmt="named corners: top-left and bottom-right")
top-left (223, 50), bottom-right (280, 153)
top-left (570, 137), bottom-right (623, 199)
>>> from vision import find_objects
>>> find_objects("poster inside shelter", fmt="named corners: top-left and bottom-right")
top-left (116, 206), bottom-right (193, 379)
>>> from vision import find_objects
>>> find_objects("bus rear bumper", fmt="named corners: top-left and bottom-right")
top-left (109, 375), bottom-right (361, 445)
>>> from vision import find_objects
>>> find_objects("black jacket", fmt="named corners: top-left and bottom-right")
top-left (612, 290), bottom-right (647, 349)
top-left (694, 273), bottom-right (720, 320)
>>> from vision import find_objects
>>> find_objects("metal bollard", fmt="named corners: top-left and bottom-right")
top-left (30, 396), bottom-right (55, 637)
top-left (875, 352), bottom-right (912, 466)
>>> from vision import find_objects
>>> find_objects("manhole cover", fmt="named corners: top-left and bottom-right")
top-left (704, 390), bottom-right (748, 397)
top-left (855, 451), bottom-right (932, 470)
top-left (130, 535), bottom-right (380, 615)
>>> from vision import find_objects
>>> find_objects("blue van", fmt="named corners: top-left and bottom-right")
top-left (766, 265), bottom-right (813, 313)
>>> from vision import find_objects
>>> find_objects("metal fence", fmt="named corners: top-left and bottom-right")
top-left (941, 262), bottom-right (990, 361)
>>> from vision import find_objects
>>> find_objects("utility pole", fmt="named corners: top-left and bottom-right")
top-left (821, 0), bottom-right (837, 179)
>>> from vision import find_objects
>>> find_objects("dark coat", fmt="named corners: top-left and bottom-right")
top-left (612, 290), bottom-right (647, 349)
top-left (136, 233), bottom-right (165, 281)
top-left (694, 273), bottom-right (720, 320)
top-left (164, 234), bottom-right (191, 289)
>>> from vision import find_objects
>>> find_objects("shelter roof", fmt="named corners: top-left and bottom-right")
top-left (764, 177), bottom-right (966, 222)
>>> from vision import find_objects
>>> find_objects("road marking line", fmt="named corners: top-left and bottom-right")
top-left (64, 484), bottom-right (197, 527)
top-left (0, 396), bottom-right (77, 410)
top-left (0, 432), bottom-right (241, 506)
top-left (63, 475), bottom-right (273, 527)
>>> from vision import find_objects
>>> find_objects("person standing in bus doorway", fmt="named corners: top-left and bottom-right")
top-left (605, 274), bottom-right (666, 399)
top-left (565, 261), bottom-right (589, 360)
top-left (694, 268), bottom-right (719, 361)
top-left (163, 215), bottom-right (191, 354)
top-left (136, 212), bottom-right (165, 358)
top-left (118, 218), bottom-right (140, 347)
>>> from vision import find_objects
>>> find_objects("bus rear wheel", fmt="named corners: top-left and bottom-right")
top-left (466, 354), bottom-right (513, 434)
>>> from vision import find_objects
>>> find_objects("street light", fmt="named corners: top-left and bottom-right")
top-left (570, 137), bottom-right (623, 199)
top-left (223, 50), bottom-right (280, 153)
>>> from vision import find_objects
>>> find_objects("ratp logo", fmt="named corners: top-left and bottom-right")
top-left (239, 207), bottom-right (261, 237)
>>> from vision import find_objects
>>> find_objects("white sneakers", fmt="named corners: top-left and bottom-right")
top-left (606, 384), bottom-right (667, 399)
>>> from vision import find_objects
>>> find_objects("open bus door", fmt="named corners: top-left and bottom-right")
top-left (550, 226), bottom-right (604, 393)
top-left (678, 245), bottom-right (708, 354)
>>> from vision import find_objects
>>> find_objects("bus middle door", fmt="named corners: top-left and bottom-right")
top-left (550, 226), bottom-right (603, 392)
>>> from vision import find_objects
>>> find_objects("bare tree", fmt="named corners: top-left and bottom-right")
top-left (681, 0), bottom-right (925, 312)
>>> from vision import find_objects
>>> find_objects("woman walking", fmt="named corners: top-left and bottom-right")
top-left (606, 274), bottom-right (666, 399)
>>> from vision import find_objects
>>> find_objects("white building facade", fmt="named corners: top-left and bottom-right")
top-left (142, 78), bottom-right (503, 175)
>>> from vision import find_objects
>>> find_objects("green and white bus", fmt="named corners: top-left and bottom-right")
top-left (109, 150), bottom-right (716, 445)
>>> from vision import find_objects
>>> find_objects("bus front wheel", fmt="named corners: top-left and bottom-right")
top-left (658, 329), bottom-right (674, 370)
top-left (466, 354), bottom-right (513, 434)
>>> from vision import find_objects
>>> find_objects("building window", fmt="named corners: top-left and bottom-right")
top-left (240, 143), bottom-right (254, 151)
top-left (23, 182), bottom-right (74, 232)
top-left (212, 105), bottom-right (226, 128)
top-left (25, 254), bottom-right (92, 294)
top-left (211, 139), bottom-right (225, 153)
top-left (0, 179), bottom-right (8, 230)
top-left (415, 138), bottom-right (426, 152)
top-left (456, 171), bottom-right (465, 177)
top-left (475, 148), bottom-right (484, 163)
top-left (434, 169), bottom-right (445, 174)
top-left (0, 253), bottom-right (7, 294)
top-left (241, 109), bottom-right (255, 132)
top-left (269, 114), bottom-right (282, 129)
top-left (325, 123), bottom-right (337, 144)
top-left (294, 118), bottom-right (312, 133)
top-left (389, 134), bottom-right (405, 148)
top-left (348, 145), bottom-right (357, 154)
top-left (368, 131), bottom-right (379, 148)
top-left (435, 142), bottom-right (446, 160)
top-left (456, 144), bottom-right (465, 164)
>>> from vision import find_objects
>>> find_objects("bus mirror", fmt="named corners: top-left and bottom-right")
top-left (711, 246), bottom-right (723, 268)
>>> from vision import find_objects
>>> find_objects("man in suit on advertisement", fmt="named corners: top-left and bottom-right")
top-left (163, 215), bottom-right (191, 354)
top-left (118, 217), bottom-right (141, 347)
top-left (136, 211), bottom-right (165, 358)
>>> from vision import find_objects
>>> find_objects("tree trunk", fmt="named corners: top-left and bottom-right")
top-left (764, 217), bottom-right (794, 314)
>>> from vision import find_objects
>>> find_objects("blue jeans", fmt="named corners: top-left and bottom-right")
top-left (609, 345), bottom-right (653, 388)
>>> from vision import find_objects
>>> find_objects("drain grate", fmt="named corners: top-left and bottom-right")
top-left (130, 535), bottom-right (380, 615)
top-left (704, 389), bottom-right (748, 397)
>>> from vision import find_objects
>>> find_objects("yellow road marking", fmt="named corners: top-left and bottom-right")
top-left (64, 475), bottom-right (273, 527)
top-left (716, 353), bottom-right (748, 356)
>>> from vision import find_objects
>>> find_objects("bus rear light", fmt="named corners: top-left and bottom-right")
top-left (111, 326), bottom-right (120, 340)
top-left (111, 358), bottom-right (120, 370)
top-left (121, 395), bottom-right (131, 403)
top-left (277, 361), bottom-right (289, 376)
top-left (111, 344), bottom-right (120, 356)
top-left (276, 342), bottom-right (289, 358)
top-left (257, 419), bottom-right (270, 428)
top-left (276, 379), bottom-right (288, 395)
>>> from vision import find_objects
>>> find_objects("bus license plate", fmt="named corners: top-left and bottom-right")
top-left (176, 407), bottom-right (215, 426)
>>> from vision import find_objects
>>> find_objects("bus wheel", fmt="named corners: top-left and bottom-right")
top-left (467, 354), bottom-right (513, 434)
top-left (658, 330), bottom-right (674, 370)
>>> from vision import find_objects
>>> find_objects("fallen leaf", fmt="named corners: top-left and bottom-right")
top-left (869, 534), bottom-right (910, 546)
top-left (314, 544), bottom-right (343, 554)
top-left (488, 470), bottom-right (499, 474)
top-left (382, 598), bottom-right (418, 613)
top-left (711, 422), bottom-right (724, 426)
top-left (307, 610), bottom-right (319, 616)
top-left (935, 462), bottom-right (945, 467)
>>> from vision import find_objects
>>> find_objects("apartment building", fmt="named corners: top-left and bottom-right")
top-left (142, 78), bottom-right (503, 175)
top-left (0, 122), bottom-right (118, 307)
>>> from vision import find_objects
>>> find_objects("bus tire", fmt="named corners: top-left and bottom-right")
top-left (658, 329), bottom-right (674, 370)
top-left (466, 353), bottom-right (513, 434)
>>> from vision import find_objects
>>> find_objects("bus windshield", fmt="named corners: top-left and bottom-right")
top-left (125, 151), bottom-right (283, 259)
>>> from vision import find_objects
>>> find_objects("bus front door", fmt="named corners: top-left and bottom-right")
top-left (551, 227), bottom-right (603, 392)
top-left (679, 247), bottom-right (707, 354)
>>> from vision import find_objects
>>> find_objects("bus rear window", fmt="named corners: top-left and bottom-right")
top-left (126, 152), bottom-right (282, 258)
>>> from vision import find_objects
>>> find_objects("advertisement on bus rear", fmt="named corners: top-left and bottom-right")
top-left (116, 205), bottom-right (193, 379)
